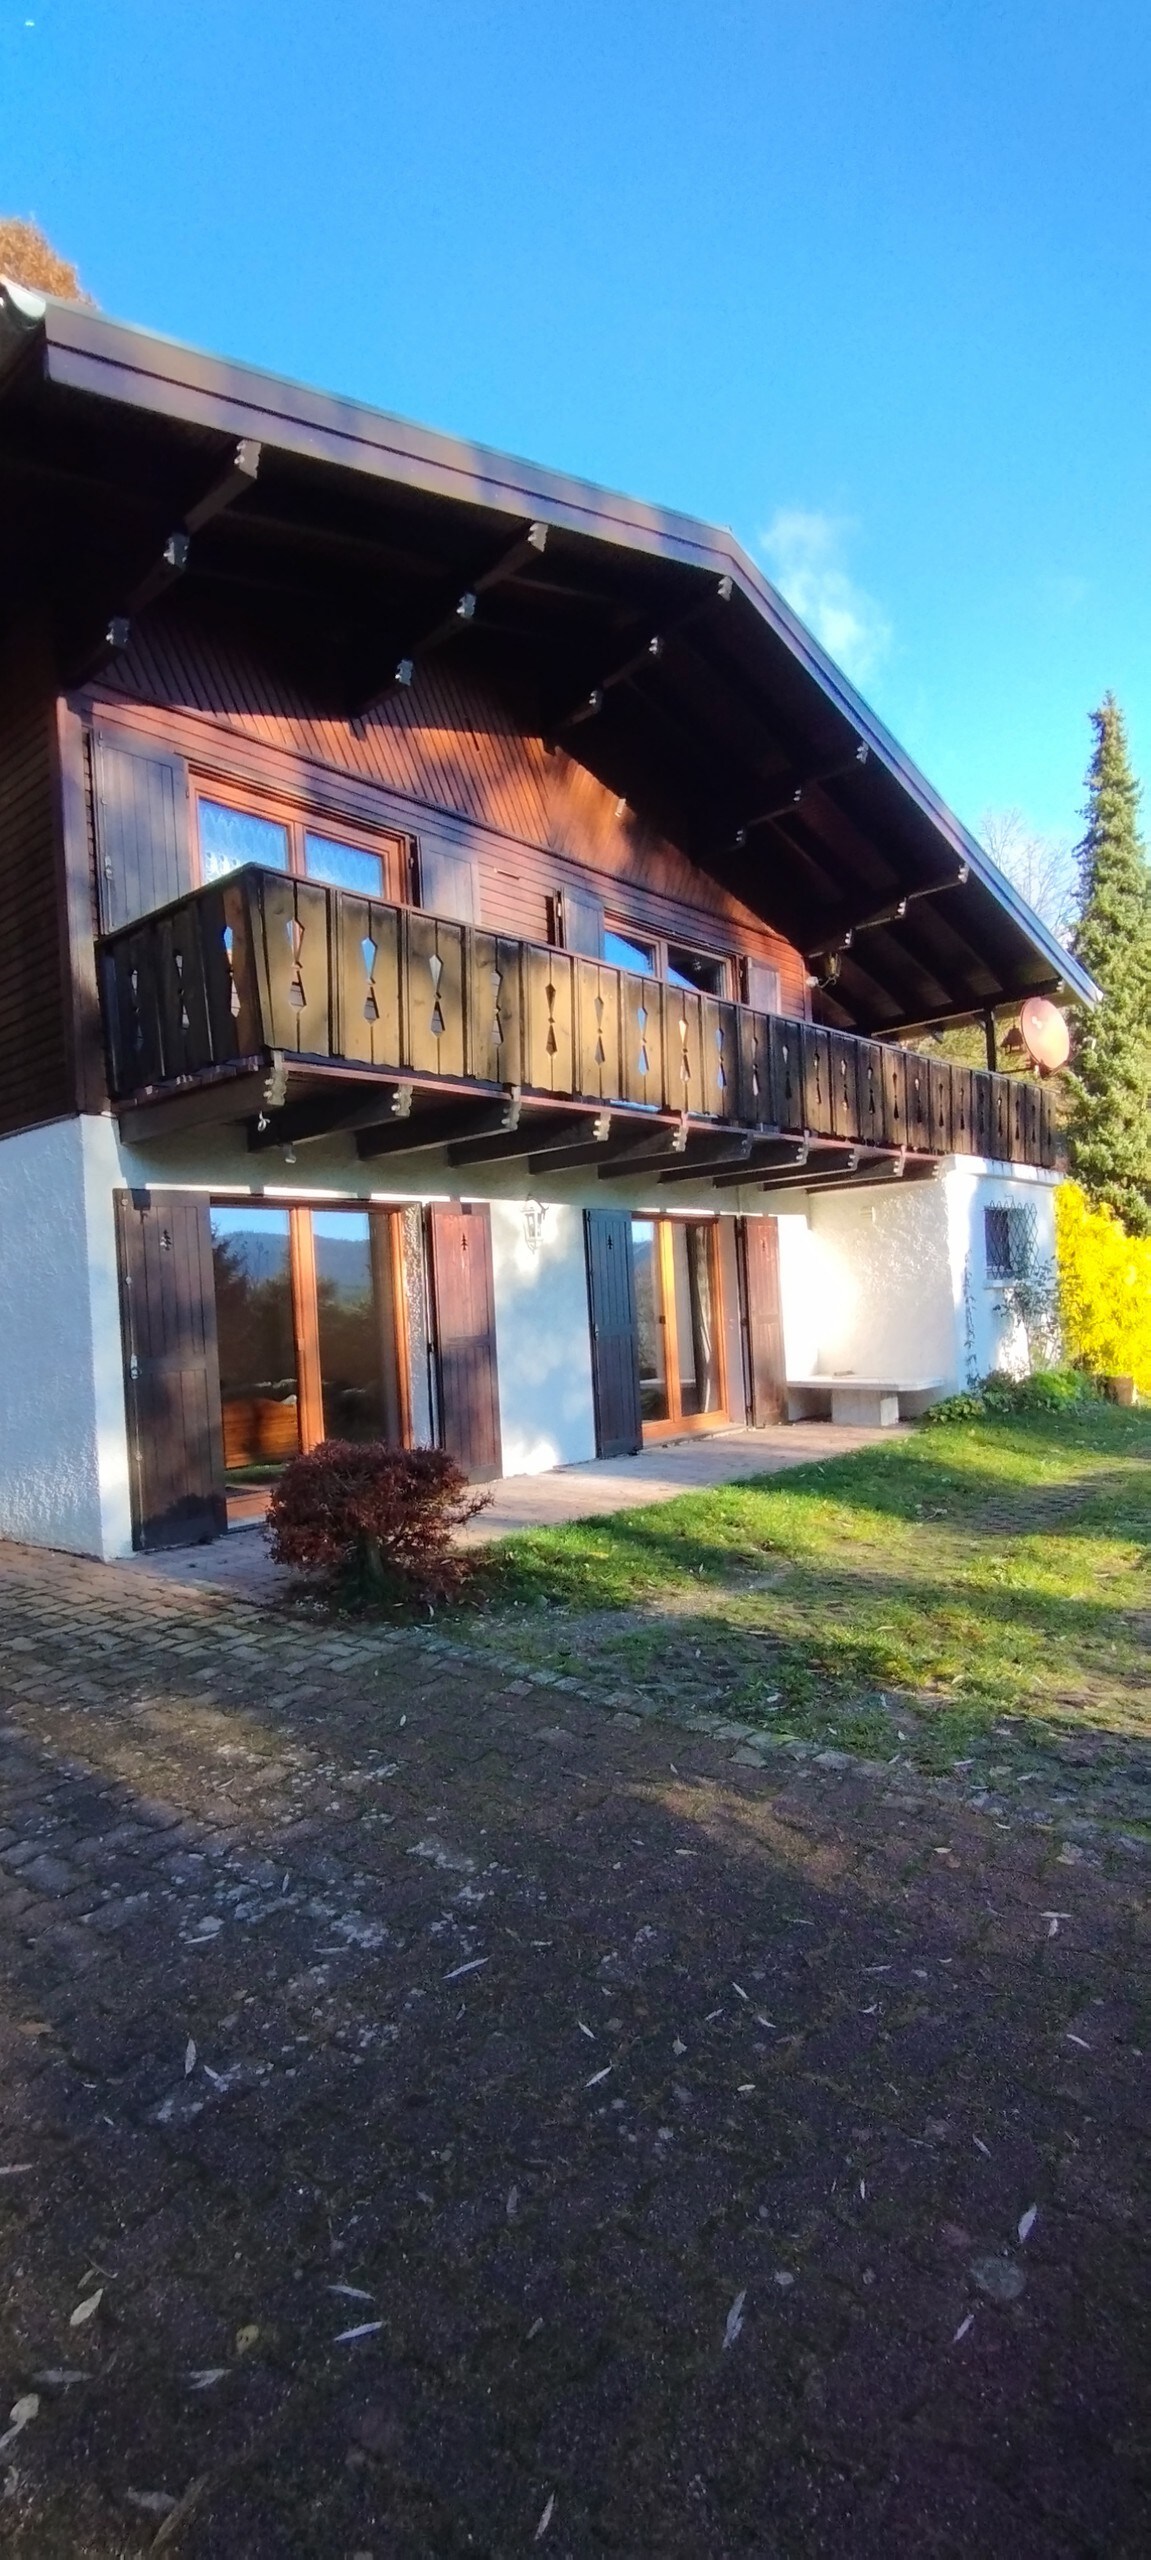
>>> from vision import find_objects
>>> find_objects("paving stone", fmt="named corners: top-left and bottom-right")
top-left (14, 1852), bottom-right (79, 1896)
top-left (0, 1531), bottom-right (1145, 2558)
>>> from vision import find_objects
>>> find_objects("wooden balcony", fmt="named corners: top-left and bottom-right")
top-left (97, 867), bottom-right (1057, 1172)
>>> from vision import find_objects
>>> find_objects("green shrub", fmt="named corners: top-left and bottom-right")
top-left (922, 1369), bottom-right (1099, 1427)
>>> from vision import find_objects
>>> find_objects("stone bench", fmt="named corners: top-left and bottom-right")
top-left (786, 1377), bottom-right (946, 1428)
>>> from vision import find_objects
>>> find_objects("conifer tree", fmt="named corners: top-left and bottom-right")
top-left (1066, 696), bottom-right (1151, 1234)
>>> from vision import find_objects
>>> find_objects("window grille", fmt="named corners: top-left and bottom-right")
top-left (984, 1201), bottom-right (1038, 1282)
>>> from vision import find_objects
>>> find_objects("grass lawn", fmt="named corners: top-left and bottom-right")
top-left (466, 1402), bottom-right (1151, 1784)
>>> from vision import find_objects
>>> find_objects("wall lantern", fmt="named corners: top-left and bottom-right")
top-left (522, 1199), bottom-right (548, 1253)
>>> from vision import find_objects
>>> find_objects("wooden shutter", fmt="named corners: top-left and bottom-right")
top-left (427, 1201), bottom-right (502, 1480)
top-left (743, 957), bottom-right (781, 1015)
top-left (114, 1190), bottom-right (227, 1549)
top-left (416, 838), bottom-right (478, 925)
top-left (738, 1215), bottom-right (786, 1426)
top-left (92, 730), bottom-right (192, 932)
top-left (556, 883), bottom-right (605, 958)
top-left (584, 1208), bottom-right (642, 1457)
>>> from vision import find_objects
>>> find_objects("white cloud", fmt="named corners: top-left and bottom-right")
top-left (758, 508), bottom-right (892, 686)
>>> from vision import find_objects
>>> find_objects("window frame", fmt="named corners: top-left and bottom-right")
top-left (630, 1211), bottom-right (729, 1441)
top-left (602, 915), bottom-right (734, 1000)
top-left (192, 776), bottom-right (408, 904)
top-left (983, 1200), bottom-right (1038, 1284)
top-left (209, 1197), bottom-right (415, 1518)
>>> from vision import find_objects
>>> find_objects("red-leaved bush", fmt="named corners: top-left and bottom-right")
top-left (265, 1441), bottom-right (490, 1604)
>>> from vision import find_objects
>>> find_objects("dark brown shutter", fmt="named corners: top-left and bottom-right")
top-left (427, 1201), bottom-right (502, 1480)
top-left (584, 1208), bottom-right (642, 1457)
top-left (416, 838), bottom-right (477, 924)
top-left (738, 1214), bottom-right (786, 1426)
top-left (92, 730), bottom-right (192, 932)
top-left (114, 1190), bottom-right (227, 1549)
top-left (743, 957), bottom-right (781, 1015)
top-left (556, 884), bottom-right (605, 958)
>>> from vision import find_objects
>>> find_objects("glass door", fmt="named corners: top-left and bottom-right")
top-left (210, 1201), bottom-right (419, 1513)
top-left (629, 1215), bottom-right (727, 1440)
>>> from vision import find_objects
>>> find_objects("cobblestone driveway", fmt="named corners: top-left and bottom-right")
top-left (0, 1542), bottom-right (1147, 2556)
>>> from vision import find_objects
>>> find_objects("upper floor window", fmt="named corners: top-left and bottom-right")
top-left (199, 799), bottom-right (288, 882)
top-left (603, 919), bottom-right (731, 998)
top-left (195, 789), bottom-right (397, 901)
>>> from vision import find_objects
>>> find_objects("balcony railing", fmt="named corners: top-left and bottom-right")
top-left (97, 866), bottom-right (1057, 1168)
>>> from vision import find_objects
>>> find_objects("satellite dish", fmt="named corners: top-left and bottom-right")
top-left (1019, 996), bottom-right (1070, 1071)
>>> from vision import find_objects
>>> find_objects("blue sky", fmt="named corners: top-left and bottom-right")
top-left (2, 0), bottom-right (1148, 852)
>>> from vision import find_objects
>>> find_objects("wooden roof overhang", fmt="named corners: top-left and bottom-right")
top-left (0, 278), bottom-right (1098, 1036)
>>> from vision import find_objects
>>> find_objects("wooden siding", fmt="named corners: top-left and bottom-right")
top-left (84, 595), bottom-right (808, 1012)
top-left (0, 626), bottom-right (72, 1140)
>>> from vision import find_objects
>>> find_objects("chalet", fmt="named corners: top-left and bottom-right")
top-left (0, 279), bottom-right (1095, 1558)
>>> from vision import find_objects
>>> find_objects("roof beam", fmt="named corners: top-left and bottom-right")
top-left (728, 742), bottom-right (871, 851)
top-left (542, 573), bottom-right (733, 744)
top-left (355, 1091), bottom-right (521, 1160)
top-left (449, 1109), bottom-right (611, 1167)
top-left (806, 865), bottom-right (971, 965)
top-left (62, 437), bottom-right (262, 687)
top-left (247, 1080), bottom-right (414, 1152)
top-left (348, 519), bottom-right (549, 725)
top-left (527, 1117), bottom-right (690, 1177)
top-left (183, 436), bottom-right (262, 533)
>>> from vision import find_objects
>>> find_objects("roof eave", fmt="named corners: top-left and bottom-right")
top-left (0, 282), bottom-right (1099, 1010)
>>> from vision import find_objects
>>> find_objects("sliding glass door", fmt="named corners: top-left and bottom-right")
top-left (210, 1202), bottom-right (425, 1501)
top-left (630, 1216), bottom-right (726, 1438)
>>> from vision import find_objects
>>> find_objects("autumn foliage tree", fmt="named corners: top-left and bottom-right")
top-left (0, 217), bottom-right (90, 303)
top-left (1066, 697), bottom-right (1151, 1235)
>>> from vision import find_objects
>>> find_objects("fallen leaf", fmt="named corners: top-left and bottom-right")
top-left (0, 2394), bottom-right (38, 2454)
top-left (535, 2490), bottom-right (556, 2539)
top-left (69, 2288), bottom-right (103, 2329)
top-left (33, 2369), bottom-right (88, 2387)
top-left (673, 2037), bottom-right (687, 2056)
top-left (506, 2186), bottom-right (519, 2218)
top-left (184, 2040), bottom-right (197, 2077)
top-left (334, 2320), bottom-right (384, 2343)
top-left (1018, 2205), bottom-right (1039, 2243)
top-left (732, 1982), bottom-right (749, 2002)
top-left (443, 1957), bottom-right (487, 1981)
top-left (972, 2137), bottom-right (992, 2157)
top-left (126, 2491), bottom-right (178, 2517)
top-left (328, 2284), bottom-right (374, 2302)
top-left (1066, 2033), bottom-right (1091, 2050)
top-left (0, 2164), bottom-right (33, 2178)
top-left (773, 2270), bottom-right (795, 2288)
top-left (187, 2369), bottom-right (227, 2390)
top-left (526, 2316), bottom-right (544, 2339)
top-left (953, 2312), bottom-right (976, 2343)
top-left (970, 2255), bottom-right (1026, 2304)
top-left (234, 2325), bottom-right (261, 2355)
top-left (585, 2065), bottom-right (613, 2088)
top-left (723, 2289), bottom-right (747, 2349)
top-left (150, 2474), bottom-right (209, 2552)
top-left (576, 2021), bottom-right (596, 2040)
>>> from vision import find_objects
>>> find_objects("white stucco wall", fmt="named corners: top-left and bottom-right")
top-left (805, 1179), bottom-right (962, 1385)
top-left (0, 1115), bottom-right (132, 1558)
top-left (774, 1211), bottom-right (822, 1378)
top-left (943, 1161), bottom-right (1059, 1386)
top-left (488, 1198), bottom-right (597, 1475)
top-left (770, 1159), bottom-right (1061, 1394)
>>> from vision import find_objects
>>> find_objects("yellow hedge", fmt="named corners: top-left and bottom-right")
top-left (1055, 1181), bottom-right (1151, 1392)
